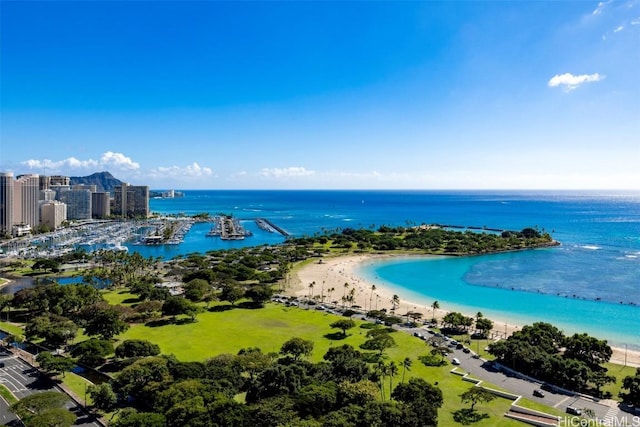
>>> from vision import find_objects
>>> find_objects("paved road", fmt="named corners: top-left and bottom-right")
top-left (405, 326), bottom-right (639, 426)
top-left (0, 351), bottom-right (102, 427)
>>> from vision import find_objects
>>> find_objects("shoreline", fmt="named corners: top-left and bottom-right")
top-left (287, 253), bottom-right (640, 368)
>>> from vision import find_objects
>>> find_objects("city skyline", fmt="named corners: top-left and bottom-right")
top-left (1, 1), bottom-right (639, 190)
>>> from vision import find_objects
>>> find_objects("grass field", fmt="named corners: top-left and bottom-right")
top-left (0, 321), bottom-right (24, 337)
top-left (113, 300), bottom-right (552, 427)
top-left (0, 384), bottom-right (18, 405)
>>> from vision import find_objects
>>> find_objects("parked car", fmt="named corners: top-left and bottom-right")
top-left (566, 407), bottom-right (582, 416)
top-left (533, 389), bottom-right (545, 398)
top-left (0, 362), bottom-right (5, 368)
top-left (452, 358), bottom-right (461, 365)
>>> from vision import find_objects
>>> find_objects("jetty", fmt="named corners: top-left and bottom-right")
top-left (207, 216), bottom-right (252, 240)
top-left (255, 218), bottom-right (290, 237)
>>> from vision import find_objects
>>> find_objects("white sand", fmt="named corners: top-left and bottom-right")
top-left (286, 253), bottom-right (640, 368)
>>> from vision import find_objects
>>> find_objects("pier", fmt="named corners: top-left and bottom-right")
top-left (255, 218), bottom-right (290, 237)
top-left (434, 224), bottom-right (505, 233)
top-left (207, 216), bottom-right (252, 240)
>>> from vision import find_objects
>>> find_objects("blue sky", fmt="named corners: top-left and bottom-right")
top-left (1, 1), bottom-right (638, 190)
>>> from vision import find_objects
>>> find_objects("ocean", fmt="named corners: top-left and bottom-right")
top-left (138, 190), bottom-right (638, 348)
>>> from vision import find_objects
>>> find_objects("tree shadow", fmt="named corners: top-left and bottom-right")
top-left (145, 318), bottom-right (173, 327)
top-left (208, 305), bottom-right (235, 313)
top-left (237, 301), bottom-right (264, 310)
top-left (323, 332), bottom-right (347, 341)
top-left (452, 408), bottom-right (489, 425)
top-left (146, 317), bottom-right (196, 327)
top-left (122, 297), bottom-right (141, 304)
top-left (361, 352), bottom-right (383, 363)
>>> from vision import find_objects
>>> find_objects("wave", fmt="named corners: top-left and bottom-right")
top-left (580, 245), bottom-right (601, 250)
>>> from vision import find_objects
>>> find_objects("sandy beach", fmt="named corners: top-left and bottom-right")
top-left (287, 253), bottom-right (640, 368)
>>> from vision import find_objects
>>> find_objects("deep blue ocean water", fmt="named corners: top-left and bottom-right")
top-left (140, 190), bottom-right (639, 348)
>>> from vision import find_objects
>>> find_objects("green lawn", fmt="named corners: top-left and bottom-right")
top-left (0, 321), bottom-right (24, 337)
top-left (61, 372), bottom-right (93, 406)
top-left (0, 384), bottom-right (18, 405)
top-left (101, 289), bottom-right (140, 306)
top-left (602, 362), bottom-right (637, 399)
top-left (114, 302), bottom-right (552, 427)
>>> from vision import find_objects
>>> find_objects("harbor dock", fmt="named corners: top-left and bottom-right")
top-left (207, 216), bottom-right (252, 240)
top-left (255, 218), bottom-right (290, 237)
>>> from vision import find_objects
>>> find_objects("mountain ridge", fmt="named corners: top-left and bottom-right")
top-left (69, 171), bottom-right (123, 194)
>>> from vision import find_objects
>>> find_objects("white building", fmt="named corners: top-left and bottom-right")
top-left (40, 200), bottom-right (67, 229)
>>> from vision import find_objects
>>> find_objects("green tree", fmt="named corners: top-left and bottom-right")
top-left (183, 278), bottom-right (210, 302)
top-left (162, 296), bottom-right (200, 320)
top-left (36, 352), bottom-right (76, 377)
top-left (563, 333), bottom-right (612, 368)
top-left (220, 284), bottom-right (244, 306)
top-left (330, 319), bottom-right (356, 338)
top-left (621, 368), bottom-right (640, 406)
top-left (25, 314), bottom-right (78, 348)
top-left (460, 387), bottom-right (497, 411)
top-left (475, 317), bottom-right (494, 338)
top-left (111, 408), bottom-right (166, 427)
top-left (245, 285), bottom-right (274, 307)
top-left (71, 338), bottom-right (114, 367)
top-left (11, 391), bottom-right (74, 427)
top-left (88, 383), bottom-right (117, 412)
top-left (430, 300), bottom-right (440, 322)
top-left (280, 337), bottom-right (314, 361)
top-left (361, 331), bottom-right (396, 355)
top-left (113, 357), bottom-right (171, 401)
top-left (116, 339), bottom-right (161, 358)
top-left (83, 304), bottom-right (129, 340)
top-left (401, 357), bottom-right (412, 383)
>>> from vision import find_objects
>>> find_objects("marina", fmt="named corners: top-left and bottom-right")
top-left (206, 215), bottom-right (252, 240)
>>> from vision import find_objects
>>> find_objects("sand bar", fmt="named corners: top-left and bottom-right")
top-left (287, 253), bottom-right (640, 368)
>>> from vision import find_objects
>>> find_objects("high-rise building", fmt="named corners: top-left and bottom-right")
top-left (0, 172), bottom-right (14, 236)
top-left (72, 184), bottom-right (97, 192)
top-left (40, 189), bottom-right (57, 201)
top-left (40, 200), bottom-right (67, 229)
top-left (49, 176), bottom-right (70, 187)
top-left (114, 183), bottom-right (149, 218)
top-left (92, 192), bottom-right (111, 219)
top-left (57, 188), bottom-right (92, 220)
top-left (14, 174), bottom-right (40, 229)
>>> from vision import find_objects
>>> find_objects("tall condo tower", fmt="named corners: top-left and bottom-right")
top-left (0, 172), bottom-right (14, 235)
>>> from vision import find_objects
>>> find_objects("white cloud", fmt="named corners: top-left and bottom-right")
top-left (21, 152), bottom-right (139, 172)
top-left (547, 73), bottom-right (605, 91)
top-left (260, 167), bottom-right (315, 178)
top-left (149, 162), bottom-right (213, 178)
top-left (632, 17), bottom-right (640, 25)
top-left (593, 0), bottom-right (612, 15)
top-left (100, 152), bottom-right (140, 170)
top-left (613, 25), bottom-right (625, 32)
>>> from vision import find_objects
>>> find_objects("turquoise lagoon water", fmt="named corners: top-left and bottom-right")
top-left (358, 254), bottom-right (639, 349)
top-left (137, 190), bottom-right (640, 348)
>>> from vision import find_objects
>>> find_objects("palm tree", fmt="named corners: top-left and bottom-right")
top-left (308, 281), bottom-right (315, 299)
top-left (431, 300), bottom-right (440, 323)
top-left (376, 361), bottom-right (387, 401)
top-left (388, 361), bottom-right (398, 397)
top-left (401, 357), bottom-right (412, 383)
top-left (475, 311), bottom-right (483, 332)
top-left (369, 284), bottom-right (376, 312)
top-left (391, 294), bottom-right (400, 312)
